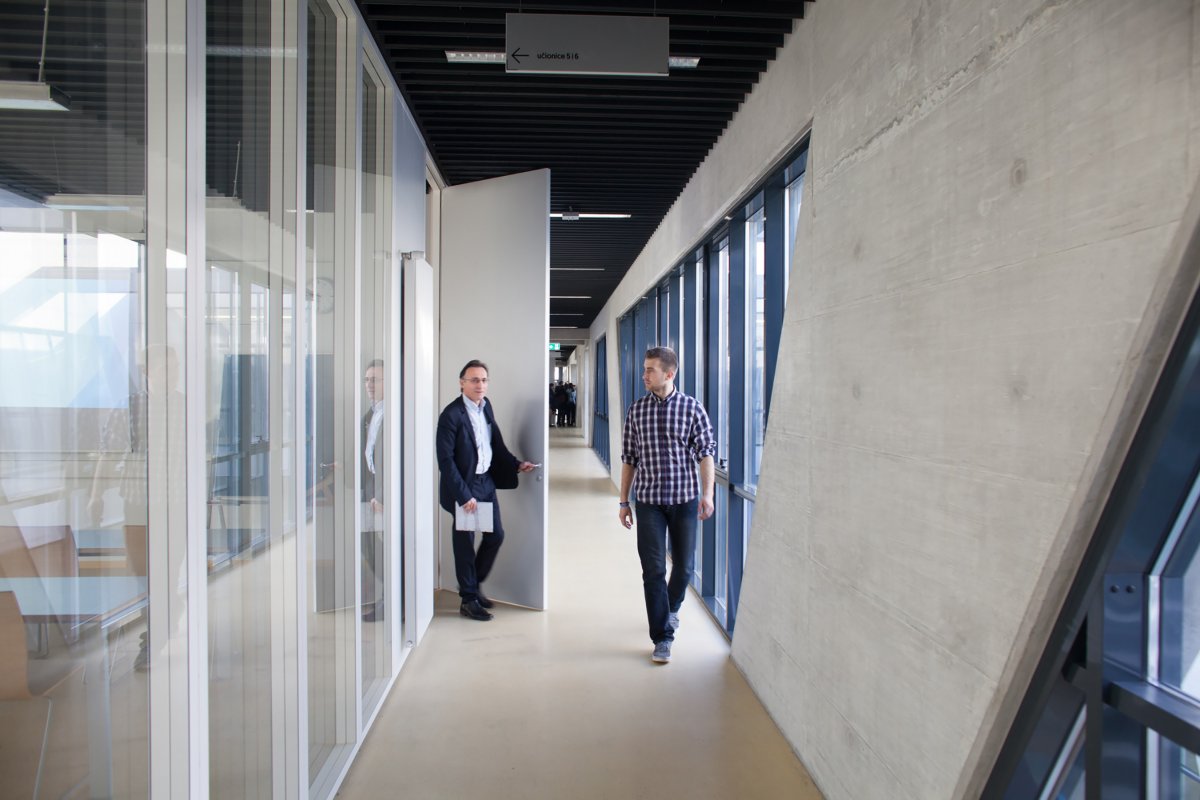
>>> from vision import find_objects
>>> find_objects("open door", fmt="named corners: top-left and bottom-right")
top-left (439, 169), bottom-right (549, 609)
top-left (403, 253), bottom-right (436, 641)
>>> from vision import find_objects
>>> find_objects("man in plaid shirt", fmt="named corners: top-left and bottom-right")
top-left (618, 346), bottom-right (716, 664)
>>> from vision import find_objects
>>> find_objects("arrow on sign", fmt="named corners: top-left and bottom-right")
top-left (510, 47), bottom-right (527, 63)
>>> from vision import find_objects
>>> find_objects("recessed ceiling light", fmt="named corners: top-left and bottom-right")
top-left (445, 51), bottom-right (506, 64)
top-left (669, 56), bottom-right (700, 69)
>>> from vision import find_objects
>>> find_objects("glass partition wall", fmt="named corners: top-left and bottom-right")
top-left (0, 0), bottom-right (413, 796)
top-left (359, 53), bottom-right (396, 717)
top-left (0, 0), bottom-right (152, 796)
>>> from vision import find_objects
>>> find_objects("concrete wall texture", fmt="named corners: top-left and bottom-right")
top-left (591, 0), bottom-right (1200, 797)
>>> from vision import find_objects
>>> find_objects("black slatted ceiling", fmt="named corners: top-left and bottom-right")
top-left (0, 0), bottom-right (813, 332)
top-left (358, 0), bottom-right (813, 328)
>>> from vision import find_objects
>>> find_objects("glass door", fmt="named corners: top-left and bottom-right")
top-left (359, 53), bottom-right (395, 717)
top-left (306, 0), bottom-right (359, 789)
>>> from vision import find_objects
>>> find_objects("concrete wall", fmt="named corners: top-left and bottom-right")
top-left (590, 1), bottom-right (1200, 797)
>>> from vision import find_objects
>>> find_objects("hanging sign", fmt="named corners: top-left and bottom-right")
top-left (506, 13), bottom-right (669, 76)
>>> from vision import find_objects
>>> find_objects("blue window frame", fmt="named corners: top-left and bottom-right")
top-left (987, 272), bottom-right (1200, 798)
top-left (616, 139), bottom-right (809, 637)
top-left (592, 335), bottom-right (609, 467)
top-left (619, 313), bottom-right (635, 416)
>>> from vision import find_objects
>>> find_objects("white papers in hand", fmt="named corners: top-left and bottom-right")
top-left (455, 501), bottom-right (494, 532)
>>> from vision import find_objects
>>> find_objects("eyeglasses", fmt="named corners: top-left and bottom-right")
top-left (462, 377), bottom-right (489, 385)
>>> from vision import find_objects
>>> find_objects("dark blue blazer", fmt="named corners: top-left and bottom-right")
top-left (436, 395), bottom-right (521, 514)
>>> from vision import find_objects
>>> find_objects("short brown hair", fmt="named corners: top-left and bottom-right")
top-left (644, 346), bottom-right (678, 374)
top-left (459, 359), bottom-right (489, 378)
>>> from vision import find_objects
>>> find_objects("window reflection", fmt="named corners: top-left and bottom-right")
top-left (716, 239), bottom-right (730, 471)
top-left (1157, 476), bottom-right (1200, 704)
top-left (746, 206), bottom-right (766, 487)
top-left (360, 58), bottom-right (395, 715)
top-left (0, 0), bottom-right (150, 794)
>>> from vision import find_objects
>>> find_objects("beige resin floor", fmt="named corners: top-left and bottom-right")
top-left (336, 428), bottom-right (822, 800)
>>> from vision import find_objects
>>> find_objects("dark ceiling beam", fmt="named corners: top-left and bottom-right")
top-left (359, 1), bottom-right (805, 21)
top-left (400, 79), bottom-right (748, 94)
top-left (367, 17), bottom-right (796, 37)
top-left (384, 39), bottom-right (781, 57)
top-left (377, 66), bottom-right (760, 85)
top-left (388, 55), bottom-right (771, 73)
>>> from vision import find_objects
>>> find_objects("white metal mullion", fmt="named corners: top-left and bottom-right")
top-left (378, 75), bottom-right (403, 670)
top-left (183, 0), bottom-right (211, 793)
top-left (265, 0), bottom-right (300, 796)
top-left (144, 0), bottom-right (209, 795)
top-left (330, 6), bottom-right (357, 754)
top-left (144, 0), bottom-right (171, 791)
top-left (292, 1), bottom-right (311, 796)
top-left (349, 14), bottom-right (366, 745)
top-left (268, 0), bottom-right (289, 791)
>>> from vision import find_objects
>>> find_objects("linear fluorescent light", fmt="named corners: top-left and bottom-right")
top-left (0, 80), bottom-right (70, 111)
top-left (551, 313), bottom-right (585, 316)
top-left (549, 212), bottom-right (631, 220)
top-left (2, 1), bottom-right (71, 112)
top-left (45, 203), bottom-right (131, 211)
top-left (445, 50), bottom-right (698, 69)
top-left (550, 295), bottom-right (591, 299)
top-left (551, 268), bottom-right (605, 271)
top-left (445, 51), bottom-right (506, 64)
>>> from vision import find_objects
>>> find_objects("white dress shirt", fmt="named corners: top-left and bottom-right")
top-left (366, 401), bottom-right (384, 474)
top-left (462, 395), bottom-right (492, 474)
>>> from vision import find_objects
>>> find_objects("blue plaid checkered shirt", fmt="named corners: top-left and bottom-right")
top-left (621, 388), bottom-right (716, 505)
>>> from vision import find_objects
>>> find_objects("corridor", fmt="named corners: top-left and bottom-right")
top-left (337, 429), bottom-right (821, 799)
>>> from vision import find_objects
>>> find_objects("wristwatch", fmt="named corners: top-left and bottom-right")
top-left (618, 501), bottom-right (630, 508)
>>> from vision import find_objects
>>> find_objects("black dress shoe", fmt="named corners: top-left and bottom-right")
top-left (475, 590), bottom-right (494, 609)
top-left (460, 600), bottom-right (493, 621)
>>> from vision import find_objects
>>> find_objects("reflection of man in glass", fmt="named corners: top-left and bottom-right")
top-left (361, 359), bottom-right (386, 621)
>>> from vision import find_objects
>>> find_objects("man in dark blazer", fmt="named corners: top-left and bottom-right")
top-left (437, 359), bottom-right (536, 621)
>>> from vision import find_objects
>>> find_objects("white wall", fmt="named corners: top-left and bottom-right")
top-left (590, 1), bottom-right (1200, 798)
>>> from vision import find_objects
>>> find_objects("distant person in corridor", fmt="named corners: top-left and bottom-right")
top-left (437, 360), bottom-right (536, 621)
top-left (618, 346), bottom-right (715, 664)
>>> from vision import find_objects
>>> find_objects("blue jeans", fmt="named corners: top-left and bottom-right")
top-left (634, 498), bottom-right (698, 644)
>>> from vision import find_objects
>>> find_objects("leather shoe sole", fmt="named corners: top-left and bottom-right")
top-left (460, 601), bottom-right (493, 621)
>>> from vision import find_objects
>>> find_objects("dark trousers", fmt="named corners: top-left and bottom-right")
top-left (361, 529), bottom-right (383, 605)
top-left (452, 472), bottom-right (505, 603)
top-left (634, 497), bottom-right (698, 644)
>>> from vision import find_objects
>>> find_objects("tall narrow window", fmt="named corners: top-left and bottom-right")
top-left (746, 205), bottom-right (766, 487)
top-left (716, 238), bottom-right (731, 472)
top-left (359, 55), bottom-right (395, 718)
top-left (784, 163), bottom-right (805, 296)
